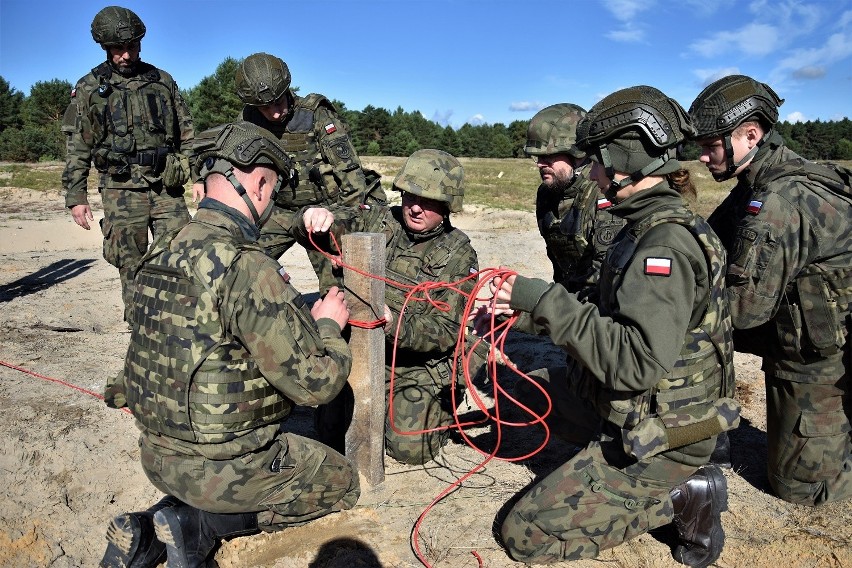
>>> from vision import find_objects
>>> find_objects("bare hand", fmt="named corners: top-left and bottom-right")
top-left (70, 204), bottom-right (94, 230)
top-left (303, 207), bottom-right (334, 233)
top-left (489, 272), bottom-right (516, 312)
top-left (383, 304), bottom-right (394, 326)
top-left (310, 286), bottom-right (350, 330)
top-left (191, 181), bottom-right (205, 203)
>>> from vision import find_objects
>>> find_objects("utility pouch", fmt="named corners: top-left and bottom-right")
top-left (797, 274), bottom-right (843, 357)
top-left (622, 397), bottom-right (740, 460)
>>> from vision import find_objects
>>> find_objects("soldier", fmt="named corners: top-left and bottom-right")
top-left (690, 75), bottom-right (852, 506)
top-left (299, 149), bottom-right (478, 465)
top-left (62, 6), bottom-right (196, 322)
top-left (483, 87), bottom-right (737, 567)
top-left (525, 103), bottom-right (624, 295)
top-left (98, 121), bottom-right (359, 568)
top-left (228, 52), bottom-right (387, 293)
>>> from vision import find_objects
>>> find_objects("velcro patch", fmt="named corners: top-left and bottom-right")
top-left (596, 197), bottom-right (612, 209)
top-left (324, 123), bottom-right (337, 134)
top-left (746, 200), bottom-right (763, 215)
top-left (70, 88), bottom-right (77, 98)
top-left (278, 267), bottom-right (291, 283)
top-left (644, 257), bottom-right (672, 276)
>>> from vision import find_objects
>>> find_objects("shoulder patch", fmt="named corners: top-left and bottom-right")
top-left (746, 200), bottom-right (763, 215)
top-left (596, 197), bottom-right (613, 209)
top-left (644, 257), bottom-right (672, 276)
top-left (278, 266), bottom-right (291, 283)
top-left (70, 88), bottom-right (76, 98)
top-left (324, 123), bottom-right (337, 134)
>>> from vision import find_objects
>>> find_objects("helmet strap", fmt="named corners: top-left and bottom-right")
top-left (719, 130), bottom-right (768, 181)
top-left (599, 145), bottom-right (670, 195)
top-left (224, 168), bottom-right (262, 225)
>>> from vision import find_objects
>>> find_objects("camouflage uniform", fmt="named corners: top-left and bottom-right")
top-left (499, 87), bottom-right (736, 565)
top-left (692, 75), bottom-right (852, 507)
top-left (707, 133), bottom-right (852, 505)
top-left (125, 200), bottom-right (359, 527)
top-left (236, 53), bottom-right (386, 293)
top-left (63, 45), bottom-right (193, 322)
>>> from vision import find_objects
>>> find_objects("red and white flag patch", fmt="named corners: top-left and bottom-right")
top-left (324, 123), bottom-right (337, 134)
top-left (597, 197), bottom-right (612, 209)
top-left (70, 88), bottom-right (77, 98)
top-left (746, 200), bottom-right (763, 215)
top-left (644, 257), bottom-right (672, 276)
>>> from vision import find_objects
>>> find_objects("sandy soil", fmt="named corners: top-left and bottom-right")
top-left (1, 180), bottom-right (850, 568)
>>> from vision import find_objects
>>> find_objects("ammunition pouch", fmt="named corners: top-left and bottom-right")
top-left (622, 397), bottom-right (741, 460)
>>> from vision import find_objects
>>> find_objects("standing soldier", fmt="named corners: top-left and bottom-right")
top-left (525, 103), bottom-right (624, 296)
top-left (62, 6), bottom-right (195, 322)
top-left (231, 52), bottom-right (386, 293)
top-left (299, 150), bottom-right (479, 465)
top-left (690, 75), bottom-right (852, 506)
top-left (483, 86), bottom-right (736, 567)
top-left (98, 121), bottom-right (359, 568)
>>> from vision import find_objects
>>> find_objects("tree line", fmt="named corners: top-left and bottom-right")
top-left (1, 60), bottom-right (851, 163)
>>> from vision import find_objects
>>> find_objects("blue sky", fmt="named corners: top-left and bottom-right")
top-left (1, 0), bottom-right (850, 128)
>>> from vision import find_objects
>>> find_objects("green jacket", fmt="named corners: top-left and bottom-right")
top-left (708, 131), bottom-right (852, 377)
top-left (62, 60), bottom-right (194, 207)
top-left (125, 200), bottom-right (351, 460)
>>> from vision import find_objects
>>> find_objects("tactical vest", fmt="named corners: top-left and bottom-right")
top-left (537, 176), bottom-right (623, 290)
top-left (88, 62), bottom-right (177, 175)
top-left (384, 224), bottom-right (472, 319)
top-left (124, 237), bottom-right (291, 444)
top-left (244, 94), bottom-right (342, 208)
top-left (756, 159), bottom-right (852, 361)
top-left (582, 205), bottom-right (738, 459)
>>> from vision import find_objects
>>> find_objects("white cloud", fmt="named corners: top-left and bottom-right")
top-left (468, 114), bottom-right (485, 126)
top-left (431, 110), bottom-right (454, 127)
top-left (839, 10), bottom-right (852, 28)
top-left (791, 66), bottom-right (826, 79)
top-left (601, 0), bottom-right (653, 22)
top-left (606, 26), bottom-right (646, 43)
top-left (689, 23), bottom-right (781, 58)
top-left (693, 67), bottom-right (742, 87)
top-left (785, 111), bottom-right (807, 123)
top-left (774, 32), bottom-right (852, 78)
top-left (509, 102), bottom-right (546, 112)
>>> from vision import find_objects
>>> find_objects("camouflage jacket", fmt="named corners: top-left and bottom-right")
top-left (708, 131), bottom-right (852, 374)
top-left (125, 200), bottom-right (351, 459)
top-left (298, 204), bottom-right (478, 361)
top-left (241, 93), bottom-right (384, 210)
top-left (510, 182), bottom-right (737, 459)
top-left (62, 60), bottom-right (194, 207)
top-left (535, 164), bottom-right (624, 294)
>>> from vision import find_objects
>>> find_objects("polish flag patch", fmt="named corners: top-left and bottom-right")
top-left (70, 88), bottom-right (77, 98)
top-left (644, 257), bottom-right (672, 276)
top-left (597, 197), bottom-right (612, 209)
top-left (746, 200), bottom-right (763, 215)
top-left (324, 123), bottom-right (337, 134)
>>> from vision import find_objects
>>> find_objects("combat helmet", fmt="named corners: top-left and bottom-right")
top-left (689, 74), bottom-right (784, 180)
top-left (525, 103), bottom-right (587, 160)
top-left (576, 85), bottom-right (695, 193)
top-left (393, 149), bottom-right (464, 213)
top-left (235, 53), bottom-right (292, 106)
top-left (193, 121), bottom-right (292, 225)
top-left (91, 6), bottom-right (146, 46)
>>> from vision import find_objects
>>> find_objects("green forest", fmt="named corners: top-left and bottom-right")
top-left (2, 57), bottom-right (851, 163)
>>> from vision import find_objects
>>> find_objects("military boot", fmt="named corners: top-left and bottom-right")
top-left (708, 431), bottom-right (732, 469)
top-left (670, 465), bottom-right (728, 568)
top-left (153, 504), bottom-right (258, 568)
top-left (100, 495), bottom-right (181, 568)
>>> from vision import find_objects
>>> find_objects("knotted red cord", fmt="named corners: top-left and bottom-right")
top-left (308, 228), bottom-right (554, 568)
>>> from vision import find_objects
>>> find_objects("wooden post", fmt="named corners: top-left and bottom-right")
top-left (341, 232), bottom-right (385, 487)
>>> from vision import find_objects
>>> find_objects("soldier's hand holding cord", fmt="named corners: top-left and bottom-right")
top-left (302, 207), bottom-right (335, 233)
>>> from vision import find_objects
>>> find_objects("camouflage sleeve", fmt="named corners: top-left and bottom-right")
top-left (514, 224), bottom-right (702, 392)
top-left (314, 106), bottom-right (369, 206)
top-left (390, 239), bottom-right (479, 354)
top-left (224, 252), bottom-right (352, 406)
top-left (161, 71), bottom-right (194, 155)
top-left (724, 182), bottom-right (813, 329)
top-left (62, 80), bottom-right (95, 208)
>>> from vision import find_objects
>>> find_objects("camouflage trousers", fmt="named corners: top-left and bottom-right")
top-left (259, 204), bottom-right (341, 295)
top-left (100, 184), bottom-right (189, 321)
top-left (500, 440), bottom-right (698, 564)
top-left (764, 348), bottom-right (852, 506)
top-left (138, 431), bottom-right (360, 531)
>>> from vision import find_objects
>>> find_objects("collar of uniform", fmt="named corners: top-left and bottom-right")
top-left (609, 181), bottom-right (681, 223)
top-left (197, 197), bottom-right (261, 241)
top-left (739, 129), bottom-right (786, 188)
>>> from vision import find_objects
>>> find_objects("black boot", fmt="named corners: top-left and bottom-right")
top-left (100, 495), bottom-right (181, 568)
top-left (153, 504), bottom-right (258, 568)
top-left (708, 431), bottom-right (732, 469)
top-left (670, 465), bottom-right (728, 568)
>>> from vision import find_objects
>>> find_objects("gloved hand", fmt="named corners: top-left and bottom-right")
top-left (162, 152), bottom-right (191, 188)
